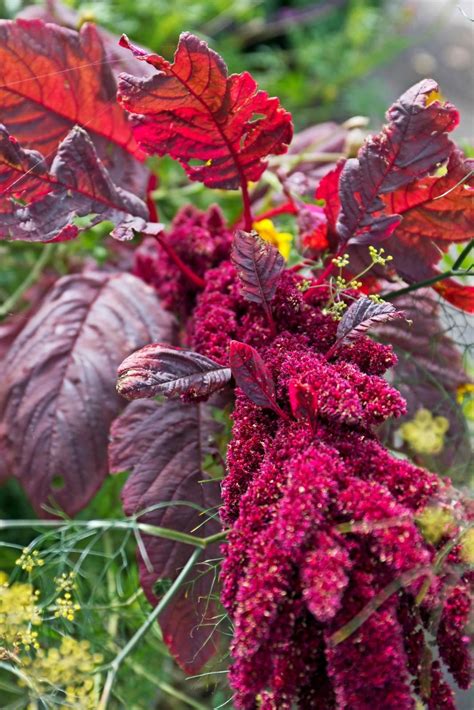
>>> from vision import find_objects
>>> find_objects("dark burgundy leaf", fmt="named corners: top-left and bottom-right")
top-left (109, 398), bottom-right (222, 672)
top-left (117, 343), bottom-right (231, 400)
top-left (0, 125), bottom-right (151, 242)
top-left (347, 150), bottom-right (474, 310)
top-left (336, 80), bottom-right (459, 245)
top-left (0, 18), bottom-right (148, 194)
top-left (337, 297), bottom-right (402, 342)
top-left (288, 380), bottom-right (317, 428)
top-left (229, 340), bottom-right (283, 416)
top-left (18, 0), bottom-right (155, 79)
top-left (232, 229), bottom-right (284, 316)
top-left (0, 272), bottom-right (176, 515)
top-left (377, 290), bottom-right (471, 480)
top-left (117, 32), bottom-right (293, 189)
top-left (281, 122), bottom-right (347, 198)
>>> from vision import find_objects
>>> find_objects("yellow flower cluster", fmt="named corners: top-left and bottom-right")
top-left (253, 219), bottom-right (293, 260)
top-left (15, 549), bottom-right (45, 574)
top-left (457, 383), bottom-right (474, 421)
top-left (332, 253), bottom-right (350, 268)
top-left (322, 300), bottom-right (348, 320)
top-left (0, 571), bottom-right (41, 651)
top-left (368, 293), bottom-right (387, 304)
top-left (53, 571), bottom-right (81, 621)
top-left (399, 408), bottom-right (449, 455)
top-left (21, 636), bottom-right (103, 709)
top-left (416, 506), bottom-right (455, 544)
top-left (368, 245), bottom-right (393, 266)
top-left (460, 528), bottom-right (474, 565)
top-left (54, 594), bottom-right (81, 622)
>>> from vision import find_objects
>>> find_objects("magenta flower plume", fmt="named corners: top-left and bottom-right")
top-left (186, 263), bottom-right (472, 708)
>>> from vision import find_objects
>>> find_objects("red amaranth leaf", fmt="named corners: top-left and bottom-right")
top-left (315, 161), bottom-right (344, 236)
top-left (117, 32), bottom-right (293, 189)
top-left (381, 150), bottom-right (474, 285)
top-left (232, 229), bottom-right (284, 316)
top-left (109, 398), bottom-right (222, 673)
top-left (0, 125), bottom-right (150, 242)
top-left (433, 278), bottom-right (474, 314)
top-left (230, 340), bottom-right (285, 417)
top-left (337, 297), bottom-right (403, 343)
top-left (18, 0), bottom-right (155, 79)
top-left (0, 272), bottom-right (176, 515)
top-left (288, 380), bottom-right (318, 429)
top-left (336, 80), bottom-right (459, 245)
top-left (0, 18), bottom-right (147, 193)
top-left (117, 343), bottom-right (231, 400)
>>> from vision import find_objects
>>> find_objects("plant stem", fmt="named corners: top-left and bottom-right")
top-left (383, 267), bottom-right (472, 301)
top-left (254, 201), bottom-right (298, 222)
top-left (241, 181), bottom-right (253, 231)
top-left (154, 234), bottom-right (205, 289)
top-left (202, 528), bottom-right (230, 546)
top-left (125, 659), bottom-right (208, 710)
top-left (452, 238), bottom-right (474, 270)
top-left (97, 547), bottom-right (202, 709)
top-left (0, 243), bottom-right (54, 318)
top-left (311, 244), bottom-right (345, 288)
top-left (328, 565), bottom-right (431, 647)
top-left (0, 518), bottom-right (229, 549)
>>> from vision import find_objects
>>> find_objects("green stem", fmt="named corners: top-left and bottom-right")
top-left (383, 268), bottom-right (472, 301)
top-left (136, 523), bottom-right (208, 549)
top-left (97, 548), bottom-right (202, 709)
top-left (415, 522), bottom-right (474, 606)
top-left (0, 518), bottom-right (228, 549)
top-left (125, 659), bottom-right (208, 710)
top-left (0, 243), bottom-right (54, 318)
top-left (202, 528), bottom-right (230, 546)
top-left (328, 566), bottom-right (431, 647)
top-left (104, 533), bottom-right (119, 639)
top-left (452, 239), bottom-right (474, 270)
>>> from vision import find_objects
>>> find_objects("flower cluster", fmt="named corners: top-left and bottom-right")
top-left (134, 204), bottom-right (232, 318)
top-left (15, 548), bottom-right (45, 574)
top-left (20, 636), bottom-right (103, 708)
top-left (399, 408), bottom-right (450, 455)
top-left (186, 262), bottom-right (472, 709)
top-left (0, 571), bottom-right (41, 651)
top-left (53, 571), bottom-right (81, 621)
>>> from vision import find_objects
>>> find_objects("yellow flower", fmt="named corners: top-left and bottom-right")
top-left (460, 528), bottom-right (474, 565)
top-left (15, 549), bottom-right (45, 574)
top-left (21, 636), bottom-right (103, 708)
top-left (456, 383), bottom-right (474, 421)
top-left (0, 573), bottom-right (41, 650)
top-left (416, 506), bottom-right (455, 544)
top-left (457, 383), bottom-right (474, 403)
top-left (399, 408), bottom-right (449, 455)
top-left (54, 592), bottom-right (81, 622)
top-left (55, 571), bottom-right (77, 594)
top-left (253, 219), bottom-right (293, 260)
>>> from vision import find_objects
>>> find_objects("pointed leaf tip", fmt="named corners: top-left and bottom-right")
top-left (229, 340), bottom-right (286, 417)
top-left (337, 297), bottom-right (404, 343)
top-left (117, 344), bottom-right (231, 400)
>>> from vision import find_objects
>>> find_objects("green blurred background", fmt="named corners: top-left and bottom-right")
top-left (0, 1), bottom-right (472, 707)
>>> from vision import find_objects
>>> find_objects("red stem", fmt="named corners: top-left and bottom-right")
top-left (154, 234), bottom-right (205, 289)
top-left (313, 244), bottom-right (345, 286)
top-left (254, 201), bottom-right (298, 222)
top-left (241, 181), bottom-right (253, 231)
top-left (146, 174), bottom-right (159, 222)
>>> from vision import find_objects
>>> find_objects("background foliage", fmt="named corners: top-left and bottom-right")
top-left (0, 1), bottom-right (472, 708)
